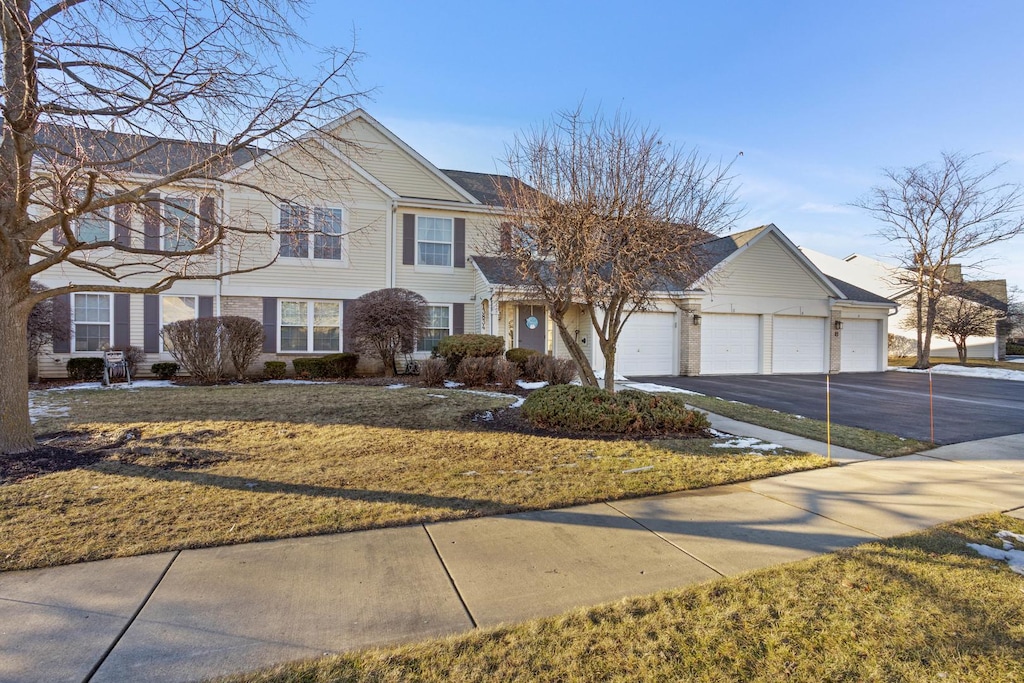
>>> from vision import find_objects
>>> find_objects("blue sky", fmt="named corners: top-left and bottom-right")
top-left (301, 1), bottom-right (1024, 293)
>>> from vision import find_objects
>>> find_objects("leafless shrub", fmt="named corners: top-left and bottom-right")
top-left (456, 357), bottom-right (494, 387)
top-left (114, 345), bottom-right (145, 377)
top-left (420, 358), bottom-right (447, 387)
top-left (887, 334), bottom-right (916, 358)
top-left (544, 357), bottom-right (578, 385)
top-left (221, 316), bottom-right (265, 379)
top-left (493, 358), bottom-right (521, 390)
top-left (164, 318), bottom-right (223, 384)
top-left (523, 354), bottom-right (548, 381)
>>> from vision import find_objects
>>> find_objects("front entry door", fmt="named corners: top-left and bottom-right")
top-left (518, 305), bottom-right (546, 353)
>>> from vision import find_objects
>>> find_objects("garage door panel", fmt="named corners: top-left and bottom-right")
top-left (617, 312), bottom-right (676, 376)
top-left (701, 314), bottom-right (760, 374)
top-left (841, 319), bottom-right (880, 372)
top-left (772, 316), bottom-right (826, 374)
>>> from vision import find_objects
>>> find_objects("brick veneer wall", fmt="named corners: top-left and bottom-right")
top-left (829, 312), bottom-right (842, 373)
top-left (679, 307), bottom-right (702, 376)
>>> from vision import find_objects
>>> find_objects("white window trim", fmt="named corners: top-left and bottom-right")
top-left (162, 195), bottom-right (198, 252)
top-left (159, 294), bottom-right (199, 354)
top-left (277, 299), bottom-right (343, 354)
top-left (277, 203), bottom-right (349, 265)
top-left (416, 303), bottom-right (453, 355)
top-left (72, 193), bottom-right (114, 243)
top-left (415, 215), bottom-right (454, 269)
top-left (71, 292), bottom-right (113, 354)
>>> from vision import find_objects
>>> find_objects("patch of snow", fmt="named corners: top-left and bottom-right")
top-left (28, 402), bottom-right (70, 424)
top-left (385, 383), bottom-right (408, 390)
top-left (263, 379), bottom-right (328, 385)
top-left (427, 394), bottom-right (448, 399)
top-left (594, 370), bottom-right (629, 382)
top-left (708, 428), bottom-right (731, 438)
top-left (474, 410), bottom-right (494, 422)
top-left (517, 380), bottom-right (548, 390)
top-left (967, 530), bottom-right (1024, 576)
top-left (622, 465), bottom-right (654, 474)
top-left (462, 389), bottom-right (525, 408)
top-left (894, 364), bottom-right (1024, 382)
top-left (712, 437), bottom-right (784, 452)
top-left (444, 380), bottom-right (464, 388)
top-left (620, 382), bottom-right (702, 395)
top-left (1008, 358), bottom-right (1024, 364)
top-left (46, 379), bottom-right (180, 392)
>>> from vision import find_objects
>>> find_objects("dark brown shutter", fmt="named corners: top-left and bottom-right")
top-left (198, 296), bottom-right (214, 319)
top-left (402, 213), bottom-right (415, 265)
top-left (52, 188), bottom-right (68, 246)
top-left (113, 294), bottom-right (131, 348)
top-left (262, 298), bottom-right (277, 352)
top-left (51, 294), bottom-right (71, 353)
top-left (500, 222), bottom-right (511, 252)
top-left (342, 299), bottom-right (354, 353)
top-left (454, 217), bottom-right (466, 268)
top-left (452, 303), bottom-right (465, 335)
top-left (143, 193), bottom-right (161, 251)
top-left (114, 205), bottom-right (132, 247)
top-left (199, 196), bottom-right (216, 244)
top-left (143, 295), bottom-right (160, 353)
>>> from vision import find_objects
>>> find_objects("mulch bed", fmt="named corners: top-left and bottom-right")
top-left (0, 439), bottom-right (105, 485)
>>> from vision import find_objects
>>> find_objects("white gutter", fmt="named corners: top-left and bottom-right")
top-left (386, 198), bottom-right (397, 288)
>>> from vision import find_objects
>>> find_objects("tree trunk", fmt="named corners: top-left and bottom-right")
top-left (548, 306), bottom-right (599, 388)
top-left (956, 337), bottom-right (968, 364)
top-left (602, 346), bottom-right (617, 392)
top-left (0, 279), bottom-right (35, 454)
top-left (913, 288), bottom-right (927, 368)
top-left (920, 296), bottom-right (939, 368)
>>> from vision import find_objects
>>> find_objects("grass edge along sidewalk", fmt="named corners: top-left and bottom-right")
top-left (221, 513), bottom-right (1024, 683)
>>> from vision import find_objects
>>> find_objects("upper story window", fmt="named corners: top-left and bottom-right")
top-left (417, 216), bottom-right (453, 267)
top-left (280, 204), bottom-right (345, 260)
top-left (73, 293), bottom-right (112, 351)
top-left (164, 198), bottom-right (197, 252)
top-left (74, 191), bottom-right (112, 243)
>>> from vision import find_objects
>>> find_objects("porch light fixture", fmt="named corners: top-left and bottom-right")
top-left (834, 320), bottom-right (843, 331)
top-left (692, 314), bottom-right (702, 326)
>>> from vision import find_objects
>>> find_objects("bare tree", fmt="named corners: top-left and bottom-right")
top-left (348, 288), bottom-right (428, 377)
top-left (1007, 285), bottom-right (1024, 340)
top-left (932, 289), bottom-right (1000, 364)
top-left (854, 152), bottom-right (1024, 369)
top-left (1, 1), bottom-right (364, 453)
top-left (221, 316), bottom-right (265, 380)
top-left (495, 107), bottom-right (741, 391)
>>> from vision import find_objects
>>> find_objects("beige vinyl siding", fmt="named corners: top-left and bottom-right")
top-left (336, 117), bottom-right (467, 202)
top-left (708, 234), bottom-right (835, 299)
top-left (395, 209), bottom-right (495, 295)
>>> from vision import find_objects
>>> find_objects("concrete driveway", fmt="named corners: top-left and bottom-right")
top-left (630, 371), bottom-right (1024, 444)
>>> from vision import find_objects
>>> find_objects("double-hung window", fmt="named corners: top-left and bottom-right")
top-left (73, 293), bottom-right (112, 351)
top-left (74, 191), bottom-right (112, 243)
top-left (417, 305), bottom-right (451, 353)
top-left (280, 300), bottom-right (341, 352)
top-left (160, 295), bottom-right (198, 352)
top-left (279, 204), bottom-right (345, 260)
top-left (416, 216), bottom-right (453, 267)
top-left (164, 198), bottom-right (197, 252)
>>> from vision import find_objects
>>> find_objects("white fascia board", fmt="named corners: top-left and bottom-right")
top-left (329, 109), bottom-right (482, 205)
top-left (832, 300), bottom-right (897, 311)
top-left (398, 197), bottom-right (506, 214)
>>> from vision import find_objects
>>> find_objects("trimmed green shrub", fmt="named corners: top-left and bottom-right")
top-left (263, 361), bottom-right (287, 380)
top-left (436, 334), bottom-right (504, 373)
top-left (151, 362), bottom-right (180, 380)
top-left (67, 357), bottom-right (104, 381)
top-left (1007, 342), bottom-right (1024, 355)
top-left (291, 357), bottom-right (322, 379)
top-left (522, 384), bottom-right (710, 435)
top-left (320, 353), bottom-right (359, 378)
top-left (420, 358), bottom-right (447, 387)
top-left (505, 347), bottom-right (540, 368)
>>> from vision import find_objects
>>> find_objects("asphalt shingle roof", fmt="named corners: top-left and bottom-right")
top-left (440, 169), bottom-right (537, 207)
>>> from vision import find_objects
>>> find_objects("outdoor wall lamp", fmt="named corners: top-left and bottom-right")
top-left (692, 314), bottom-right (702, 326)
top-left (834, 320), bottom-right (843, 331)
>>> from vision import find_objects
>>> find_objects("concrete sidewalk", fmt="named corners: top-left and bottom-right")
top-left (2, 435), bottom-right (1022, 683)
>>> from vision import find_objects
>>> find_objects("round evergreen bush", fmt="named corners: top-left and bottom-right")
top-left (522, 384), bottom-right (709, 435)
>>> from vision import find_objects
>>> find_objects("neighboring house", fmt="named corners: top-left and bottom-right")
top-left (802, 250), bottom-right (1009, 360)
top-left (34, 110), bottom-right (895, 378)
top-left (473, 224), bottom-right (895, 376)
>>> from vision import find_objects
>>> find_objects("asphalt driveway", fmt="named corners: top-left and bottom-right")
top-left (630, 371), bottom-right (1024, 444)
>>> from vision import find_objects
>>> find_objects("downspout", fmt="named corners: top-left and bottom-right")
top-left (386, 198), bottom-right (397, 288)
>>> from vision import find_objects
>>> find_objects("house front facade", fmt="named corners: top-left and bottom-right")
top-left (35, 110), bottom-right (895, 378)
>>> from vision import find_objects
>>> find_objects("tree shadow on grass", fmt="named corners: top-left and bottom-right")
top-left (88, 458), bottom-right (504, 513)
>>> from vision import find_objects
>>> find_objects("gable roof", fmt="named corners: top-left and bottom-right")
top-left (441, 169), bottom-right (533, 207)
top-left (826, 276), bottom-right (896, 305)
top-left (954, 280), bottom-right (1009, 312)
top-left (34, 123), bottom-right (264, 177)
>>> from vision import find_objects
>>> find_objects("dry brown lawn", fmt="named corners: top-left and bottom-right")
top-left (2, 383), bottom-right (826, 571)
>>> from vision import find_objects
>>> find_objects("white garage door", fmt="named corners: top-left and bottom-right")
top-left (616, 312), bottom-right (676, 376)
top-left (701, 314), bottom-right (760, 374)
top-left (772, 316), bottom-right (827, 374)
top-left (841, 319), bottom-right (880, 372)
